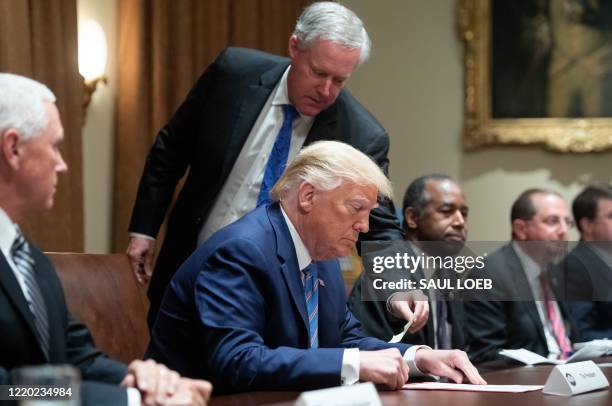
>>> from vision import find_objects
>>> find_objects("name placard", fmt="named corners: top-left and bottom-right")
top-left (543, 361), bottom-right (609, 396)
top-left (294, 382), bottom-right (381, 406)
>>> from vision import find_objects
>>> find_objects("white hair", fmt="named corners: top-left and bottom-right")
top-left (0, 73), bottom-right (56, 141)
top-left (270, 140), bottom-right (392, 201)
top-left (293, 2), bottom-right (371, 66)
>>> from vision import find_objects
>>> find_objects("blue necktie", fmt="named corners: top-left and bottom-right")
top-left (257, 104), bottom-right (299, 207)
top-left (12, 228), bottom-right (50, 359)
top-left (302, 263), bottom-right (319, 348)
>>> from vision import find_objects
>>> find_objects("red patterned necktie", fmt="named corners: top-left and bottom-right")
top-left (539, 273), bottom-right (573, 359)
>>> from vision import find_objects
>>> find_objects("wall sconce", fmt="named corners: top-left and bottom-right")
top-left (78, 20), bottom-right (108, 112)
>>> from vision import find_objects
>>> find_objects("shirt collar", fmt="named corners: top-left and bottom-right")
top-left (271, 66), bottom-right (292, 106)
top-left (279, 205), bottom-right (312, 271)
top-left (512, 241), bottom-right (542, 281)
top-left (0, 207), bottom-right (17, 260)
top-left (271, 66), bottom-right (312, 120)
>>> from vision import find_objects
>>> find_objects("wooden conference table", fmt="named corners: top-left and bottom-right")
top-left (210, 359), bottom-right (612, 406)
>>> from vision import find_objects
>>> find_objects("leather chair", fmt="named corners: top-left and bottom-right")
top-left (47, 253), bottom-right (149, 364)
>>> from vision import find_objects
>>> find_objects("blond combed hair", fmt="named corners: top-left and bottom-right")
top-left (270, 140), bottom-right (392, 201)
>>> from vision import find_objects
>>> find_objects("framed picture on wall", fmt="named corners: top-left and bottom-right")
top-left (459, 0), bottom-right (612, 152)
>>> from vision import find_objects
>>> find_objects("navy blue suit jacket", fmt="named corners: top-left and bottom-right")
top-left (147, 203), bottom-right (409, 393)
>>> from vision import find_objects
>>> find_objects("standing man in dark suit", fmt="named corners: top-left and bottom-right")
top-left (146, 141), bottom-right (485, 393)
top-left (0, 73), bottom-right (212, 405)
top-left (564, 185), bottom-right (612, 341)
top-left (348, 174), bottom-right (469, 350)
top-left (465, 189), bottom-right (574, 364)
top-left (126, 2), bottom-right (403, 327)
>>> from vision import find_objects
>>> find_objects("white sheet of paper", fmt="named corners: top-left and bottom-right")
top-left (403, 382), bottom-right (543, 393)
top-left (499, 348), bottom-right (562, 365)
top-left (574, 339), bottom-right (612, 350)
top-left (388, 318), bottom-right (414, 343)
top-left (500, 345), bottom-right (611, 366)
top-left (566, 343), bottom-right (610, 363)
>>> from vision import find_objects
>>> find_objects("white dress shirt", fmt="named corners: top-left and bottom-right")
top-left (279, 205), bottom-right (423, 385)
top-left (197, 66), bottom-right (314, 244)
top-left (0, 208), bottom-right (37, 313)
top-left (512, 242), bottom-right (562, 359)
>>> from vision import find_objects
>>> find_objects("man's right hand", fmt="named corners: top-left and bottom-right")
top-left (127, 236), bottom-right (156, 284)
top-left (359, 348), bottom-right (409, 390)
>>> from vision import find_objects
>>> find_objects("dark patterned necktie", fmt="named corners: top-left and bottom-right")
top-left (436, 300), bottom-right (451, 349)
top-left (257, 104), bottom-right (299, 207)
top-left (12, 228), bottom-right (50, 359)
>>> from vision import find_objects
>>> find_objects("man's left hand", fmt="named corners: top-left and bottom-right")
top-left (415, 349), bottom-right (487, 385)
top-left (121, 359), bottom-right (181, 405)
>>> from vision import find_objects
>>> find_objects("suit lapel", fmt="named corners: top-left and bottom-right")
top-left (218, 62), bottom-right (290, 182)
top-left (268, 204), bottom-right (309, 333)
top-left (505, 245), bottom-right (547, 345)
top-left (313, 261), bottom-right (338, 346)
top-left (305, 101), bottom-right (339, 146)
top-left (0, 251), bottom-right (48, 360)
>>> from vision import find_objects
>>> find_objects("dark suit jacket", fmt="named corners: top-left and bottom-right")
top-left (146, 203), bottom-right (409, 394)
top-left (128, 47), bottom-right (402, 325)
top-left (563, 242), bottom-right (612, 341)
top-left (0, 245), bottom-right (128, 405)
top-left (347, 242), bottom-right (467, 349)
top-left (464, 243), bottom-right (571, 364)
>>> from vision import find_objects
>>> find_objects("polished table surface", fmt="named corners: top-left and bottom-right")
top-left (210, 360), bottom-right (612, 405)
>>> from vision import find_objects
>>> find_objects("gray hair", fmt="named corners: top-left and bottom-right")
top-left (0, 73), bottom-right (56, 141)
top-left (270, 140), bottom-right (392, 201)
top-left (293, 2), bottom-right (371, 66)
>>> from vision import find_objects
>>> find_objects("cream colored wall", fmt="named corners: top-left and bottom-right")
top-left (345, 0), bottom-right (610, 241)
top-left (79, 0), bottom-right (117, 253)
top-left (80, 0), bottom-right (610, 251)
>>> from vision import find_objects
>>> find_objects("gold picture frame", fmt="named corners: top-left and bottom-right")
top-left (459, 0), bottom-right (612, 152)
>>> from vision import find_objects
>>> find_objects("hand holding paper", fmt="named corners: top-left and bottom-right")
top-left (388, 290), bottom-right (429, 334)
top-left (389, 318), bottom-right (414, 343)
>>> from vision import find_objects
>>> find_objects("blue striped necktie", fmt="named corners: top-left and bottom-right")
top-left (257, 104), bottom-right (299, 207)
top-left (302, 262), bottom-right (319, 348)
top-left (12, 228), bottom-right (50, 359)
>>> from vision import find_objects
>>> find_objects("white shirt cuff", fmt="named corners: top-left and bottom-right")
top-left (129, 232), bottom-right (156, 240)
top-left (126, 387), bottom-right (141, 406)
top-left (341, 348), bottom-right (360, 385)
top-left (403, 345), bottom-right (431, 377)
top-left (385, 292), bottom-right (403, 319)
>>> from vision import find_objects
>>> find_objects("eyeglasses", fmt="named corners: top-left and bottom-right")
top-left (538, 215), bottom-right (575, 229)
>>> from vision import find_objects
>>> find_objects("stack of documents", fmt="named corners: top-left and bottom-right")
top-left (500, 340), bottom-right (612, 366)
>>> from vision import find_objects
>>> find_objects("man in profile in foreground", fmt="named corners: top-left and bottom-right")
top-left (147, 141), bottom-right (485, 393)
top-left (0, 73), bottom-right (212, 405)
